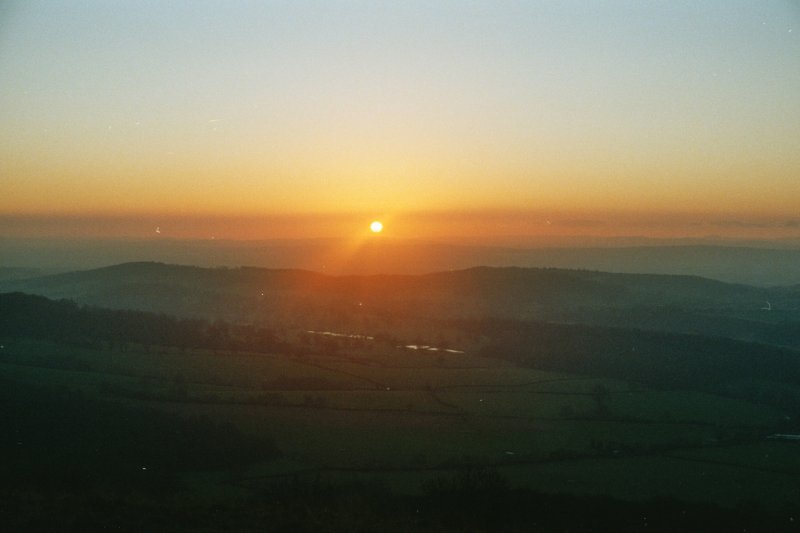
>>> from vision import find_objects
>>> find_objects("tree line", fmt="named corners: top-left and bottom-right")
top-left (0, 292), bottom-right (288, 355)
top-left (470, 317), bottom-right (800, 408)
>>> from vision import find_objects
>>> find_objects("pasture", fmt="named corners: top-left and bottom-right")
top-left (1, 336), bottom-right (796, 512)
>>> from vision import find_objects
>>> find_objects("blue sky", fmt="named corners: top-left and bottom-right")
top-left (1, 1), bottom-right (798, 240)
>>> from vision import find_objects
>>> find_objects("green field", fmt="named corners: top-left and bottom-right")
top-left (2, 335), bottom-right (796, 516)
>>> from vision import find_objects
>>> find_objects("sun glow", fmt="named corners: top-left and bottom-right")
top-left (370, 220), bottom-right (383, 233)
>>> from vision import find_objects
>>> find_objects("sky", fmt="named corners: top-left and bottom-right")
top-left (1, 1), bottom-right (799, 242)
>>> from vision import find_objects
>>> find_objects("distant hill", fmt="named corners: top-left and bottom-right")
top-left (3, 262), bottom-right (799, 349)
top-left (0, 267), bottom-right (49, 282)
top-left (3, 236), bottom-right (800, 285)
top-left (0, 261), bottom-right (770, 310)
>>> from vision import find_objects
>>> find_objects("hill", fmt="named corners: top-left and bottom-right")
top-left (4, 236), bottom-right (800, 285)
top-left (3, 262), bottom-right (799, 349)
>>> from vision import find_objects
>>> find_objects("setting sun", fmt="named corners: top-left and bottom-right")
top-left (370, 221), bottom-right (383, 233)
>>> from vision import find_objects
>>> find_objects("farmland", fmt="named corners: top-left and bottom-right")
top-left (3, 268), bottom-right (800, 530)
top-left (3, 334), bottom-right (798, 514)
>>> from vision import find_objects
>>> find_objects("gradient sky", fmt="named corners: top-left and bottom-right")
top-left (1, 1), bottom-right (799, 241)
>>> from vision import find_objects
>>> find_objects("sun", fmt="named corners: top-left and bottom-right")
top-left (370, 220), bottom-right (383, 233)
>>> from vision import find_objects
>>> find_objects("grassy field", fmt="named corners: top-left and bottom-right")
top-left (1, 336), bottom-right (796, 513)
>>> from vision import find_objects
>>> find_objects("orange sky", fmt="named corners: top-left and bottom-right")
top-left (2, 209), bottom-right (799, 246)
top-left (1, 2), bottom-right (799, 243)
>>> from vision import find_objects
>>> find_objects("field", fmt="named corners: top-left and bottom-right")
top-left (3, 335), bottom-right (797, 517)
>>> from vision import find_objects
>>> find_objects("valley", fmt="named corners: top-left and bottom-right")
top-left (3, 264), bottom-right (800, 529)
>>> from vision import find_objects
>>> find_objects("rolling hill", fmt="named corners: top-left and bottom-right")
top-left (2, 262), bottom-right (799, 349)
